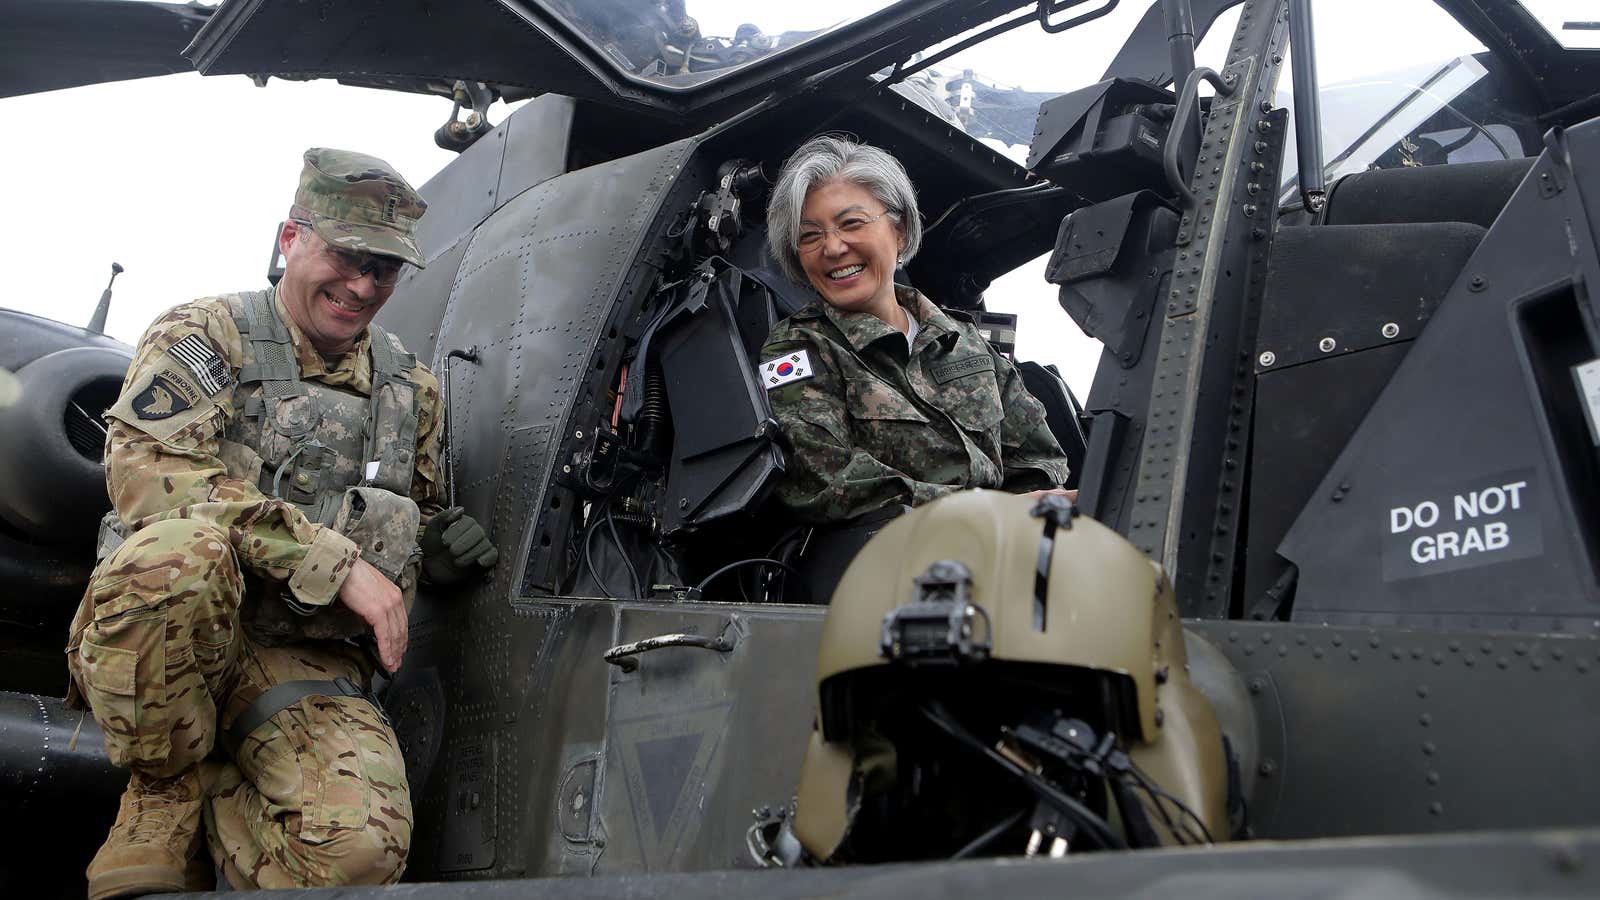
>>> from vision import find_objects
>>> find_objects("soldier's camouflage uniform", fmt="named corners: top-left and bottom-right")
top-left (761, 286), bottom-right (1071, 523)
top-left (66, 287), bottom-right (444, 888)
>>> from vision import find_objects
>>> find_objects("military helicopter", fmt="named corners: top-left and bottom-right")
top-left (3, 0), bottom-right (1600, 896)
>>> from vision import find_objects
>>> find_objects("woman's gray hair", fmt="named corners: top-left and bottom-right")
top-left (766, 135), bottom-right (921, 285)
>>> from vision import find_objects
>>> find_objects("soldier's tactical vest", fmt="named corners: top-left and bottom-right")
top-left (223, 290), bottom-right (423, 645)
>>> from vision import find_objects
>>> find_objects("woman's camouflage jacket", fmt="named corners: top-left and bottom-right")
top-left (759, 286), bottom-right (1072, 524)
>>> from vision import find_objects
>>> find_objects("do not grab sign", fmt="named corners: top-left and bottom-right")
top-left (1381, 470), bottom-right (1543, 581)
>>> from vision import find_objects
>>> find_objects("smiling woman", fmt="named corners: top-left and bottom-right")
top-left (757, 136), bottom-right (1075, 525)
top-left (766, 136), bottom-right (920, 326)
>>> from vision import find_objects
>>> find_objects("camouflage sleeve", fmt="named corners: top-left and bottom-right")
top-left (993, 351), bottom-right (1073, 491)
top-left (408, 363), bottom-right (445, 522)
top-left (764, 339), bottom-right (960, 525)
top-left (105, 302), bottom-right (360, 607)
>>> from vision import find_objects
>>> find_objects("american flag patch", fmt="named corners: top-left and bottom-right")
top-left (166, 334), bottom-right (232, 395)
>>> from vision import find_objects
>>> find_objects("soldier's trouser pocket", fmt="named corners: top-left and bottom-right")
top-left (66, 522), bottom-right (244, 774)
top-left (70, 602), bottom-right (174, 770)
top-left (286, 694), bottom-right (397, 840)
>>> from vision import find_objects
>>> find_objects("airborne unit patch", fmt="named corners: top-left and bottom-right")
top-left (133, 374), bottom-right (196, 420)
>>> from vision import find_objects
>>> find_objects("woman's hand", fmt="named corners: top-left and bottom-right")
top-left (1021, 488), bottom-right (1078, 503)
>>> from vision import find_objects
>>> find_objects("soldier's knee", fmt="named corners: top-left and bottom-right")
top-left (110, 518), bottom-right (232, 565)
top-left (72, 518), bottom-right (243, 772)
top-left (304, 819), bottom-right (412, 886)
top-left (95, 519), bottom-right (241, 611)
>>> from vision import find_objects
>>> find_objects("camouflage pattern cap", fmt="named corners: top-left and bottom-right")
top-left (295, 148), bottom-right (428, 268)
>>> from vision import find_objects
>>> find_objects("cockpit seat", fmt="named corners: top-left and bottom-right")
top-left (1243, 153), bottom-right (1535, 613)
top-left (1245, 219), bottom-right (1487, 608)
top-left (1018, 361), bottom-right (1087, 490)
top-left (1321, 157), bottom-right (1534, 230)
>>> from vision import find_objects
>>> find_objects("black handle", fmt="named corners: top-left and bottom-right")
top-left (1164, 66), bottom-right (1239, 209)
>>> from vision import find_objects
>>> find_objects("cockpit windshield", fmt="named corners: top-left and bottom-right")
top-left (543, 0), bottom-right (899, 86)
top-left (1275, 0), bottom-right (1538, 204)
top-left (1516, 1), bottom-right (1600, 50)
top-left (901, 2), bottom-right (1239, 161)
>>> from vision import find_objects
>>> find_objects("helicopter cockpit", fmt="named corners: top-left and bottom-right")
top-left (464, 0), bottom-right (1571, 621)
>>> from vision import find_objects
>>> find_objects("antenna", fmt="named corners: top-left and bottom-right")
top-left (87, 262), bottom-right (124, 334)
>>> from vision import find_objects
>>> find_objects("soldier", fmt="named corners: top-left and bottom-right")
top-left (65, 148), bottom-right (498, 897)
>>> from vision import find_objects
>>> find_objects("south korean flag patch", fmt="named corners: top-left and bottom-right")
top-left (165, 334), bottom-right (233, 396)
top-left (761, 349), bottom-right (814, 390)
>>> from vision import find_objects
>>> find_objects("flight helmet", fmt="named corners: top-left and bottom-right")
top-left (777, 490), bottom-right (1230, 863)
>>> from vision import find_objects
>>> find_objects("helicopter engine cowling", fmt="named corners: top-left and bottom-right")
top-left (0, 345), bottom-right (131, 541)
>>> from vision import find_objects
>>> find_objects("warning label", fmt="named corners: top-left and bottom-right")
top-left (1381, 469), bottom-right (1542, 581)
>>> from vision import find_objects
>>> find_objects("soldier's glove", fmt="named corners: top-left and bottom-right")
top-left (421, 507), bottom-right (499, 585)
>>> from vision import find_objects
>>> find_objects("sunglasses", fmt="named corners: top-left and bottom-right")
top-left (292, 220), bottom-right (407, 287)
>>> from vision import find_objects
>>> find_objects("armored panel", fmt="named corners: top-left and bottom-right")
top-left (495, 94), bottom-right (575, 203)
top-left (388, 136), bottom-right (696, 882)
top-left (230, 827), bottom-right (1600, 898)
top-left (391, 597), bottom-right (617, 879)
top-left (509, 599), bottom-right (618, 879)
top-left (1253, 224), bottom-right (1483, 371)
top-left (414, 119), bottom-right (509, 266)
top-left (1245, 344), bottom-right (1409, 608)
top-left (1193, 621), bottom-right (1600, 839)
top-left (406, 597), bottom-right (826, 879)
top-left (1282, 124), bottom-right (1600, 632)
top-left (408, 94), bottom-right (575, 272)
top-left (430, 136), bottom-right (694, 561)
top-left (1243, 222), bottom-right (1484, 607)
top-left (377, 234), bottom-right (471, 368)
top-left (392, 608), bottom-right (1600, 878)
top-left (594, 604), bottom-right (821, 874)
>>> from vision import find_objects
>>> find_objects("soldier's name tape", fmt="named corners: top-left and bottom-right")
top-left (930, 353), bottom-right (993, 385)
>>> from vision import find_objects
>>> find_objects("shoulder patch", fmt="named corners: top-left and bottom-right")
top-left (760, 349), bottom-right (815, 390)
top-left (132, 374), bottom-right (197, 420)
top-left (166, 333), bottom-right (233, 396)
top-left (108, 364), bottom-right (219, 445)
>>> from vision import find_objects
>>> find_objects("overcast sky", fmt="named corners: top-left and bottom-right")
top-left (0, 0), bottom-right (1493, 397)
